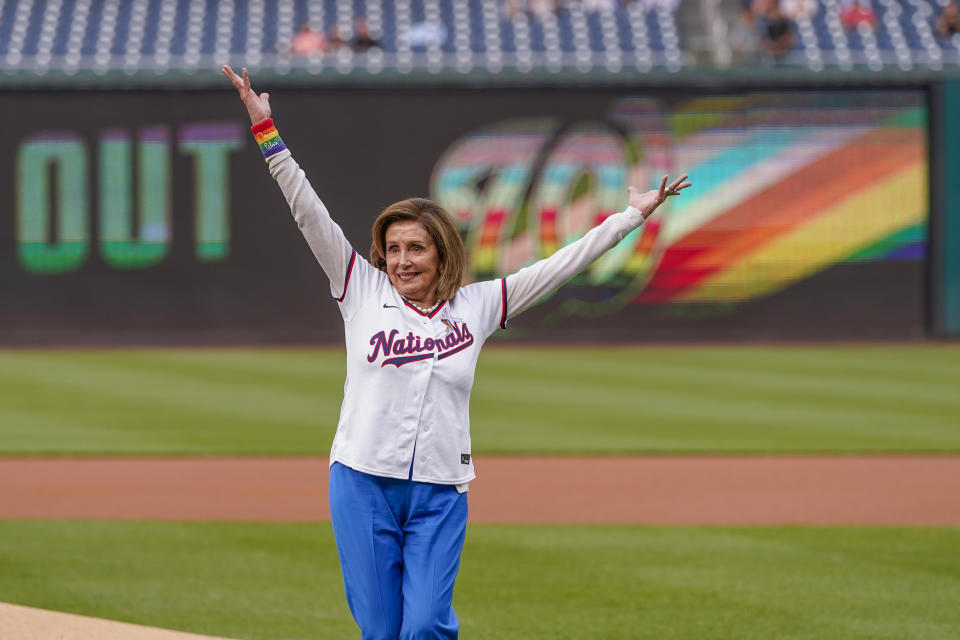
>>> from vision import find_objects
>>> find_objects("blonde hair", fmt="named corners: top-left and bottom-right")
top-left (370, 198), bottom-right (466, 302)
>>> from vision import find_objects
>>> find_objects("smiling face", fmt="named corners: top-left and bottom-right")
top-left (384, 220), bottom-right (443, 308)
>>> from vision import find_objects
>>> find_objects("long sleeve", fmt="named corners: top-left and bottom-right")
top-left (253, 119), bottom-right (355, 298)
top-left (504, 206), bottom-right (646, 319)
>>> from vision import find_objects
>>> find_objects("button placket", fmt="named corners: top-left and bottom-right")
top-left (410, 314), bottom-right (439, 478)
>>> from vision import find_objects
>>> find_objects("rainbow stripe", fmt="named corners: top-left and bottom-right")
top-left (427, 93), bottom-right (927, 313)
top-left (636, 119), bottom-right (926, 304)
top-left (250, 118), bottom-right (286, 159)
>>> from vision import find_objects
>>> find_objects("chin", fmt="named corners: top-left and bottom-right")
top-left (393, 281), bottom-right (417, 297)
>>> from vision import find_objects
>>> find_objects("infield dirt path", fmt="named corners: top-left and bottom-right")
top-left (3, 455), bottom-right (958, 638)
top-left (2, 455), bottom-right (959, 525)
top-left (0, 602), bottom-right (233, 640)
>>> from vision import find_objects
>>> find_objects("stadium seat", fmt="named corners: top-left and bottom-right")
top-left (0, 0), bottom-right (684, 75)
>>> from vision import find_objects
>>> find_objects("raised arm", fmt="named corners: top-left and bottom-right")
top-left (222, 65), bottom-right (355, 298)
top-left (504, 174), bottom-right (691, 318)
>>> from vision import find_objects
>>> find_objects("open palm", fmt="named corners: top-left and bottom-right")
top-left (627, 174), bottom-right (692, 219)
top-left (222, 64), bottom-right (272, 125)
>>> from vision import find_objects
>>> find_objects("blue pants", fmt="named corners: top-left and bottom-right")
top-left (329, 462), bottom-right (468, 640)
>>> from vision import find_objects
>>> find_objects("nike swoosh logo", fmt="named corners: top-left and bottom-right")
top-left (383, 304), bottom-right (399, 309)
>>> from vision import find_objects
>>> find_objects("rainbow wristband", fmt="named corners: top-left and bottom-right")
top-left (251, 118), bottom-right (286, 159)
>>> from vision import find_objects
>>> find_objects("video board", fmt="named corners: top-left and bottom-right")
top-left (0, 88), bottom-right (927, 343)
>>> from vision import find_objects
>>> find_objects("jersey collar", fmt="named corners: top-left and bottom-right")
top-left (401, 298), bottom-right (447, 318)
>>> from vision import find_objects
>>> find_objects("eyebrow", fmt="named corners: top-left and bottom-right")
top-left (386, 238), bottom-right (431, 245)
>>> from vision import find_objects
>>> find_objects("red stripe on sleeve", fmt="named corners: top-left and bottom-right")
top-left (499, 278), bottom-right (508, 329)
top-left (336, 251), bottom-right (357, 302)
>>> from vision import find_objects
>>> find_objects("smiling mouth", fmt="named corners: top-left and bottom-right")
top-left (396, 272), bottom-right (419, 281)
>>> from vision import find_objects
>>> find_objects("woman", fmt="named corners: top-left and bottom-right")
top-left (223, 65), bottom-right (690, 640)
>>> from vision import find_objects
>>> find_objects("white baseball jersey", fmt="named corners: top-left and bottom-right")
top-left (265, 145), bottom-right (646, 490)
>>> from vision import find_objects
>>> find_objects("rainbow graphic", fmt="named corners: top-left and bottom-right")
top-left (639, 94), bottom-right (925, 304)
top-left (431, 92), bottom-right (927, 313)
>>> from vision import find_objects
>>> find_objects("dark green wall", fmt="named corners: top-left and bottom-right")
top-left (941, 81), bottom-right (960, 336)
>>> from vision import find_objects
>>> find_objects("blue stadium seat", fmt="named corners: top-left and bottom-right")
top-left (0, 0), bottom-right (690, 74)
top-left (646, 11), bottom-right (663, 51)
top-left (51, 0), bottom-right (75, 56)
top-left (528, 15), bottom-right (546, 52)
top-left (21, 0), bottom-right (45, 56)
top-left (501, 16), bottom-right (517, 53)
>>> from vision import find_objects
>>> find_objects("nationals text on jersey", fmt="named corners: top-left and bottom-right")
top-left (367, 322), bottom-right (475, 368)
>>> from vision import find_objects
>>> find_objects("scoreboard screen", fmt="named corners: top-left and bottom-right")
top-left (0, 88), bottom-right (927, 343)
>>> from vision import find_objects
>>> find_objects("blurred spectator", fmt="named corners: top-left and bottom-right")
top-left (505, 0), bottom-right (561, 19)
top-left (505, 0), bottom-right (527, 19)
top-left (530, 0), bottom-right (559, 19)
top-left (290, 22), bottom-right (326, 56)
top-left (840, 0), bottom-right (876, 29)
top-left (583, 0), bottom-right (615, 12)
top-left (760, 2), bottom-right (795, 63)
top-left (936, 0), bottom-right (960, 38)
top-left (728, 4), bottom-right (760, 63)
top-left (352, 18), bottom-right (380, 51)
top-left (781, 0), bottom-right (818, 20)
top-left (327, 25), bottom-right (348, 51)
top-left (750, 0), bottom-right (773, 23)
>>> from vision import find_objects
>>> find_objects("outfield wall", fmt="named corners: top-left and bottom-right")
top-left (0, 86), bottom-right (935, 343)
top-left (937, 81), bottom-right (960, 337)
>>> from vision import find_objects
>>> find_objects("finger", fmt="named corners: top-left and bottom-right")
top-left (260, 92), bottom-right (270, 102)
top-left (222, 64), bottom-right (242, 88)
top-left (658, 175), bottom-right (668, 199)
top-left (242, 67), bottom-right (250, 91)
top-left (668, 174), bottom-right (689, 191)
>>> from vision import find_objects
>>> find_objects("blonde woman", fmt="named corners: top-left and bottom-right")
top-left (224, 65), bottom-right (690, 640)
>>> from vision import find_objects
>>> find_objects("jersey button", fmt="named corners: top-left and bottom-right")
top-left (423, 425), bottom-right (430, 432)
top-left (420, 456), bottom-right (427, 463)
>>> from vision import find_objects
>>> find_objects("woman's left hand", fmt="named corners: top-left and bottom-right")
top-left (627, 174), bottom-right (692, 220)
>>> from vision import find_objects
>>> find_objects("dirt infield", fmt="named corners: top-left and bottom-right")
top-left (2, 455), bottom-right (959, 525)
top-left (3, 455), bottom-right (958, 638)
top-left (0, 602), bottom-right (233, 640)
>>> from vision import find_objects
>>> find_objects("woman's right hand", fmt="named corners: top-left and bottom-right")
top-left (222, 65), bottom-right (272, 125)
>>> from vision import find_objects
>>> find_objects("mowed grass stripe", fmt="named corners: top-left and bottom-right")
top-left (481, 346), bottom-right (959, 403)
top-left (0, 350), bottom-right (344, 415)
top-left (0, 344), bottom-right (958, 455)
top-left (0, 350), bottom-right (344, 454)
top-left (471, 345), bottom-right (960, 453)
top-left (0, 521), bottom-right (957, 640)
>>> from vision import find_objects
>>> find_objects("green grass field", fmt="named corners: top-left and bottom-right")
top-left (0, 521), bottom-right (958, 639)
top-left (1, 344), bottom-right (958, 455)
top-left (1, 344), bottom-right (958, 639)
